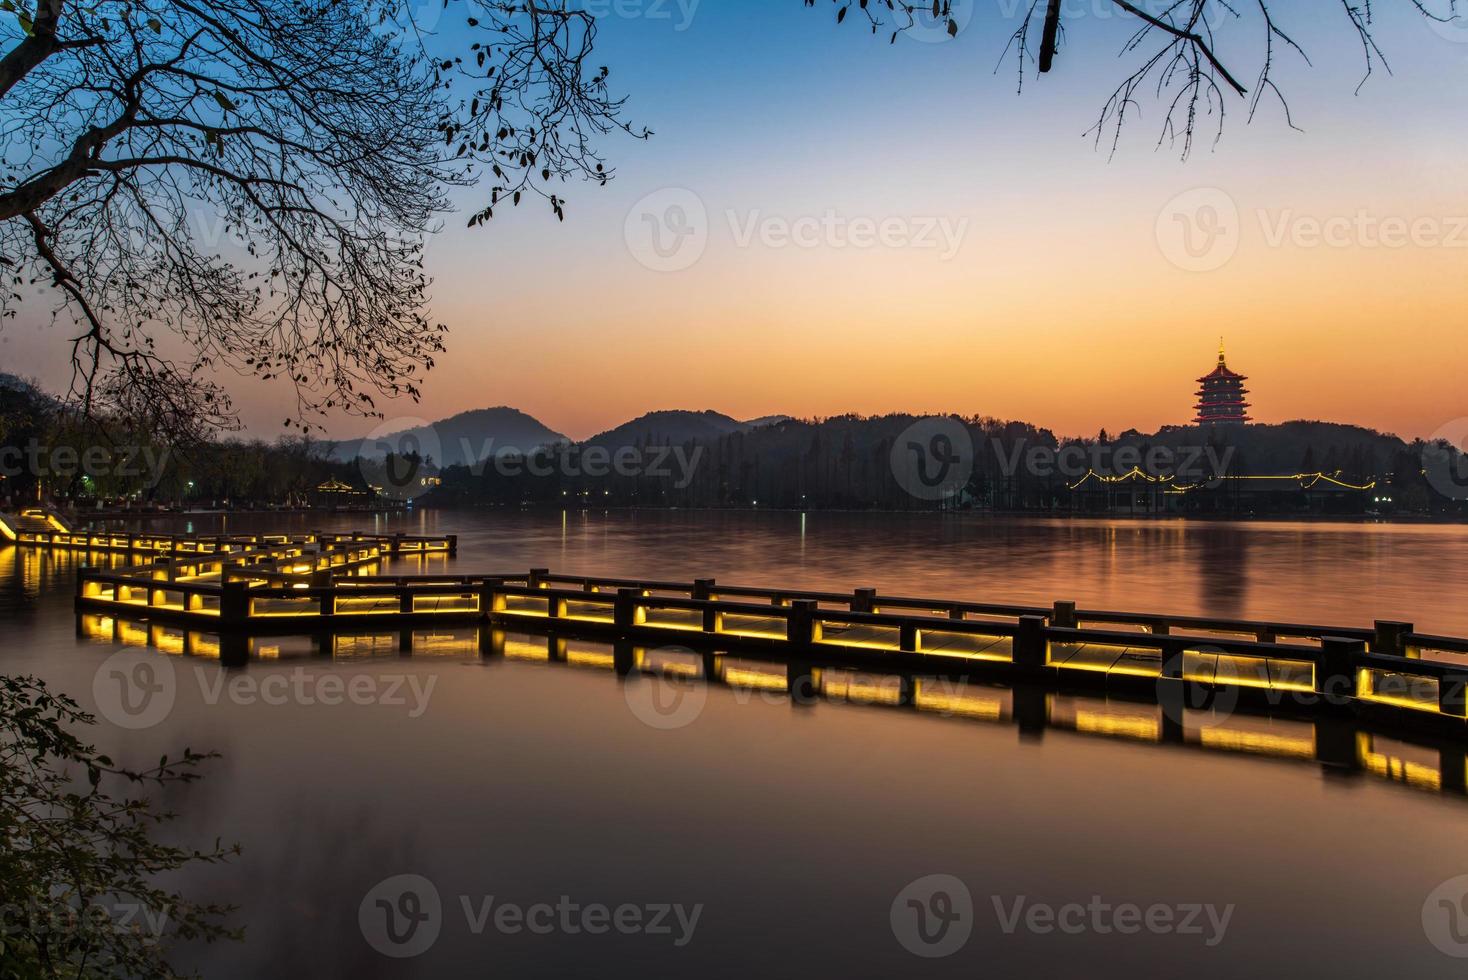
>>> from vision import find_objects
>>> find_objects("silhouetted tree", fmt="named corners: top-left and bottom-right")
top-left (0, 0), bottom-right (643, 438)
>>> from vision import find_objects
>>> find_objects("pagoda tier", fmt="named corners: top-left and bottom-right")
top-left (1194, 342), bottom-right (1252, 425)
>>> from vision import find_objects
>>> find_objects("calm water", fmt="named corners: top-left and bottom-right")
top-left (4, 511), bottom-right (1468, 978)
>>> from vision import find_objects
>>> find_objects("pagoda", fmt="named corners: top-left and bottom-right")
top-left (1194, 340), bottom-right (1252, 425)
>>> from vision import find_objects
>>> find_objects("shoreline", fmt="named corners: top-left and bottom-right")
top-left (67, 505), bottom-right (1468, 526)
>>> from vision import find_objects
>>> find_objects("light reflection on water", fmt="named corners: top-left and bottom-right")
top-left (3, 511), bottom-right (1468, 977)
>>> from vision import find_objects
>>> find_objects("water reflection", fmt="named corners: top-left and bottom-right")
top-left (11, 516), bottom-right (1468, 977)
top-left (1196, 522), bottom-right (1249, 617)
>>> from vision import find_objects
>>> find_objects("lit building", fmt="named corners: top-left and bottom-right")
top-left (1194, 340), bottom-right (1252, 425)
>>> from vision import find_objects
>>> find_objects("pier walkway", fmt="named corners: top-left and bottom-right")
top-left (78, 616), bottom-right (1468, 801)
top-left (21, 513), bottom-right (1460, 735)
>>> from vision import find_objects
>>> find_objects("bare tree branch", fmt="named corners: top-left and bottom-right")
top-left (818, 0), bottom-right (1448, 157)
top-left (0, 0), bottom-right (645, 439)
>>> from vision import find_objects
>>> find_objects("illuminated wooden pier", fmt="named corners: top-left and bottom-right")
top-left (75, 616), bottom-right (1468, 800)
top-left (0, 508), bottom-right (455, 560)
top-left (58, 520), bottom-right (1468, 735)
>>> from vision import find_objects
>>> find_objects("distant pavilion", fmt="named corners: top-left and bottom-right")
top-left (1194, 340), bottom-right (1252, 425)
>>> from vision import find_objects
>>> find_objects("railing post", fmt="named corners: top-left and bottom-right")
top-left (220, 634), bottom-right (249, 669)
top-left (899, 622), bottom-right (921, 653)
top-left (786, 659), bottom-right (818, 705)
top-left (1439, 672), bottom-right (1468, 719)
top-left (692, 578), bottom-right (715, 601)
top-left (1318, 637), bottom-right (1365, 705)
top-left (1373, 620), bottom-right (1414, 658)
top-left (1314, 716), bottom-right (1362, 776)
top-left (399, 582), bottom-right (413, 616)
top-left (548, 593), bottom-right (566, 620)
top-left (446, 534), bottom-right (458, 557)
top-left (1015, 615), bottom-right (1048, 669)
top-left (220, 580), bottom-right (249, 626)
top-left (480, 627), bottom-right (506, 659)
top-left (318, 569), bottom-right (336, 616)
top-left (1156, 638), bottom-right (1189, 743)
top-left (1051, 600), bottom-right (1077, 629)
top-left (1159, 637), bottom-right (1185, 681)
top-left (702, 603), bottom-right (724, 634)
top-left (529, 568), bottom-right (549, 589)
top-left (1440, 748), bottom-right (1467, 795)
top-left (1014, 684), bottom-right (1048, 741)
top-left (787, 599), bottom-right (820, 646)
top-left (476, 577), bottom-right (500, 617)
top-left (612, 641), bottom-right (634, 677)
top-left (852, 588), bottom-right (877, 614)
top-left (614, 588), bottom-right (644, 629)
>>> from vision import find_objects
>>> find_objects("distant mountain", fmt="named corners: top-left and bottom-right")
top-left (334, 407), bottom-right (569, 467)
top-left (586, 410), bottom-right (790, 449)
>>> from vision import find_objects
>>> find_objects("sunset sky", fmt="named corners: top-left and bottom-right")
top-left (6, 0), bottom-right (1466, 442)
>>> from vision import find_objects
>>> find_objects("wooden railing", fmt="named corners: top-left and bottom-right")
top-left (8, 514), bottom-right (456, 559)
top-left (75, 612), bottom-right (1468, 799)
top-left (74, 560), bottom-right (1468, 732)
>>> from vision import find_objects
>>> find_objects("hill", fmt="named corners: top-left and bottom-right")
top-left (334, 407), bottom-right (569, 467)
top-left (1127, 420), bottom-right (1412, 475)
top-left (586, 410), bottom-right (789, 449)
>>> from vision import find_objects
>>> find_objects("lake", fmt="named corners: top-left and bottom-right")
top-left (4, 510), bottom-right (1468, 977)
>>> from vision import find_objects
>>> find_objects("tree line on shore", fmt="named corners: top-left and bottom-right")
top-left (425, 415), bottom-right (1464, 516)
top-left (4, 376), bottom-right (1464, 516)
